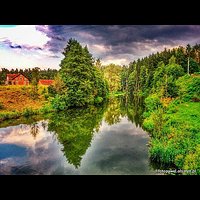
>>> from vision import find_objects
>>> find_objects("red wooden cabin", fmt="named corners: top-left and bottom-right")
top-left (5, 73), bottom-right (30, 85)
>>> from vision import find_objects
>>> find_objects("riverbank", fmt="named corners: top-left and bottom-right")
top-left (0, 85), bottom-right (54, 122)
top-left (0, 85), bottom-right (122, 123)
top-left (143, 99), bottom-right (200, 174)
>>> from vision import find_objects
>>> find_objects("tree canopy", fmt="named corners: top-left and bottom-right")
top-left (51, 39), bottom-right (108, 110)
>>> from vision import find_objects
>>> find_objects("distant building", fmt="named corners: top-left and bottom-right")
top-left (5, 73), bottom-right (30, 85)
top-left (38, 79), bottom-right (54, 86)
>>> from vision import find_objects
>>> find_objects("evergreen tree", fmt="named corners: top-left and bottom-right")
top-left (52, 38), bottom-right (108, 110)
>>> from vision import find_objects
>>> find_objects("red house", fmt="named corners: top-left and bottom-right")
top-left (5, 73), bottom-right (30, 85)
top-left (38, 79), bottom-right (54, 86)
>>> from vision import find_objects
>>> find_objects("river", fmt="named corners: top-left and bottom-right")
top-left (0, 96), bottom-right (157, 175)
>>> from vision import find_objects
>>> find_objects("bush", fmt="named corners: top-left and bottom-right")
top-left (143, 117), bottom-right (154, 133)
top-left (23, 108), bottom-right (36, 117)
top-left (183, 145), bottom-right (200, 175)
top-left (150, 139), bottom-right (176, 164)
top-left (145, 94), bottom-right (163, 112)
top-left (40, 104), bottom-right (54, 114)
top-left (48, 85), bottom-right (57, 97)
top-left (51, 95), bottom-right (68, 111)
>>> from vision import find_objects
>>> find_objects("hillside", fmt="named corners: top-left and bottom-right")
top-left (0, 86), bottom-right (47, 112)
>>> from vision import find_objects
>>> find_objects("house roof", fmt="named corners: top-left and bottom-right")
top-left (39, 79), bottom-right (54, 85)
top-left (6, 73), bottom-right (30, 81)
top-left (7, 74), bottom-right (19, 80)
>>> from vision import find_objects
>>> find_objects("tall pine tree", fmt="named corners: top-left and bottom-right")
top-left (52, 38), bottom-right (108, 110)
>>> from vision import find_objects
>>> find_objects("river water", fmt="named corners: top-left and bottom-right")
top-left (0, 97), bottom-right (157, 175)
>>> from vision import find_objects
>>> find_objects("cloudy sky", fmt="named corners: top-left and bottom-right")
top-left (0, 25), bottom-right (200, 69)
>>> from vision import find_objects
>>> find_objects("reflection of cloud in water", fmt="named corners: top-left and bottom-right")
top-left (98, 117), bottom-right (149, 138)
top-left (0, 116), bottom-right (154, 174)
top-left (0, 121), bottom-right (49, 148)
top-left (78, 117), bottom-right (154, 175)
top-left (0, 121), bottom-right (67, 175)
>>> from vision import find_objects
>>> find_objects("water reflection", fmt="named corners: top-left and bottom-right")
top-left (122, 95), bottom-right (145, 127)
top-left (47, 104), bottom-right (107, 168)
top-left (0, 96), bottom-right (156, 175)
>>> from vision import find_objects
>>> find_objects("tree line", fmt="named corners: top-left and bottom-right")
top-left (0, 67), bottom-right (58, 85)
top-left (120, 44), bottom-right (200, 97)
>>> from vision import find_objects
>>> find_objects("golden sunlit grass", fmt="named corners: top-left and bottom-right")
top-left (0, 85), bottom-right (47, 112)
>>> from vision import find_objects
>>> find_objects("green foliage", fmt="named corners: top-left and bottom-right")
top-left (151, 57), bottom-right (185, 97)
top-left (0, 111), bottom-right (21, 122)
top-left (48, 85), bottom-right (57, 97)
top-left (176, 75), bottom-right (200, 102)
top-left (51, 94), bottom-right (68, 111)
top-left (48, 73), bottom-right (66, 97)
top-left (150, 139), bottom-right (177, 164)
top-left (47, 104), bottom-right (107, 168)
top-left (183, 145), bottom-right (200, 174)
top-left (40, 103), bottom-right (54, 114)
top-left (29, 85), bottom-right (39, 100)
top-left (104, 97), bottom-right (121, 125)
top-left (103, 63), bottom-right (122, 92)
top-left (52, 38), bottom-right (108, 110)
top-left (23, 108), bottom-right (37, 117)
top-left (144, 94), bottom-right (163, 112)
top-left (126, 44), bottom-right (200, 99)
top-left (120, 65), bottom-right (129, 92)
top-left (144, 101), bottom-right (200, 174)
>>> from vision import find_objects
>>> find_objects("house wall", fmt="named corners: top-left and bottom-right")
top-left (13, 75), bottom-right (29, 85)
top-left (6, 74), bottom-right (29, 85)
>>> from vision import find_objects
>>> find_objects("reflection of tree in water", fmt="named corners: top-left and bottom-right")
top-left (103, 95), bottom-right (145, 127)
top-left (41, 121), bottom-right (47, 131)
top-left (120, 95), bottom-right (145, 127)
top-left (30, 122), bottom-right (40, 139)
top-left (47, 104), bottom-right (107, 169)
top-left (104, 97), bottom-right (122, 125)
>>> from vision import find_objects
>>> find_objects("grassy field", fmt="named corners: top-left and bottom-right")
top-left (144, 101), bottom-right (200, 174)
top-left (0, 85), bottom-right (52, 122)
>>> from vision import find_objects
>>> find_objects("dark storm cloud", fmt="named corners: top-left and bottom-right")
top-left (10, 44), bottom-right (22, 49)
top-left (0, 39), bottom-right (45, 52)
top-left (44, 25), bottom-right (200, 64)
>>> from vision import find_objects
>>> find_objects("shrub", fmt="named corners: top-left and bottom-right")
top-left (51, 95), bottom-right (68, 111)
top-left (40, 104), bottom-right (54, 114)
top-left (175, 154), bottom-right (185, 169)
top-left (48, 85), bottom-right (57, 97)
top-left (150, 139), bottom-right (176, 164)
top-left (23, 108), bottom-right (36, 117)
top-left (183, 145), bottom-right (200, 175)
top-left (143, 117), bottom-right (154, 133)
top-left (145, 94), bottom-right (163, 112)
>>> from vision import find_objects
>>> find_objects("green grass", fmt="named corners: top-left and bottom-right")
top-left (0, 103), bottom-right (55, 122)
top-left (143, 101), bottom-right (200, 174)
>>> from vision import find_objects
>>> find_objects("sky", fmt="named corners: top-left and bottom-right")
top-left (0, 25), bottom-right (200, 70)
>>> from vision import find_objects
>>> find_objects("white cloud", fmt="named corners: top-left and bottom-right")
top-left (0, 25), bottom-right (50, 48)
top-left (101, 56), bottom-right (129, 66)
top-left (0, 48), bottom-right (60, 70)
top-left (90, 44), bottom-right (112, 53)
